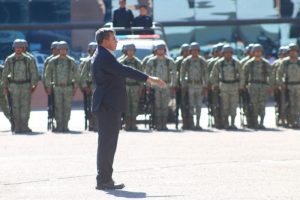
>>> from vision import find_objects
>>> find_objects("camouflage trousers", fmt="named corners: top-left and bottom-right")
top-left (188, 85), bottom-right (203, 127)
top-left (220, 89), bottom-right (238, 126)
top-left (53, 86), bottom-right (73, 131)
top-left (154, 87), bottom-right (170, 129)
top-left (287, 85), bottom-right (300, 126)
top-left (125, 85), bottom-right (141, 130)
top-left (9, 83), bottom-right (32, 132)
top-left (247, 84), bottom-right (268, 126)
top-left (0, 90), bottom-right (9, 119)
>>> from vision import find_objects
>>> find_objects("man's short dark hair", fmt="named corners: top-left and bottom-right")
top-left (95, 28), bottom-right (115, 45)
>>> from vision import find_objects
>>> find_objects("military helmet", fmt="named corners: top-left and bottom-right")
top-left (245, 43), bottom-right (254, 53)
top-left (18, 39), bottom-right (28, 48)
top-left (215, 43), bottom-right (224, 52)
top-left (88, 42), bottom-right (97, 51)
top-left (180, 43), bottom-right (190, 52)
top-left (190, 42), bottom-right (200, 51)
top-left (12, 39), bottom-right (25, 49)
top-left (156, 43), bottom-right (166, 50)
top-left (278, 46), bottom-right (289, 55)
top-left (221, 44), bottom-right (234, 53)
top-left (50, 41), bottom-right (59, 49)
top-left (288, 43), bottom-right (299, 52)
top-left (124, 43), bottom-right (136, 51)
top-left (251, 44), bottom-right (263, 53)
top-left (57, 41), bottom-right (69, 50)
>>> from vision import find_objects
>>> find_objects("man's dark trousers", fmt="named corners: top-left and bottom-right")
top-left (96, 106), bottom-right (122, 184)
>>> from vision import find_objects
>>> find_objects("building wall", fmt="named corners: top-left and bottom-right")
top-left (71, 0), bottom-right (106, 51)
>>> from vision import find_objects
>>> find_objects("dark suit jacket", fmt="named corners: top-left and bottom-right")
top-left (92, 46), bottom-right (148, 113)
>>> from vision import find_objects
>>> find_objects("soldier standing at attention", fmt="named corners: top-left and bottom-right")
top-left (180, 42), bottom-right (207, 130)
top-left (146, 44), bottom-right (176, 130)
top-left (0, 64), bottom-right (9, 120)
top-left (43, 41), bottom-right (59, 86)
top-left (119, 44), bottom-right (144, 131)
top-left (277, 43), bottom-right (300, 128)
top-left (79, 42), bottom-right (97, 73)
top-left (2, 39), bottom-right (38, 133)
top-left (142, 45), bottom-right (157, 71)
top-left (240, 44), bottom-right (272, 129)
top-left (80, 42), bottom-right (98, 132)
top-left (175, 44), bottom-right (190, 129)
top-left (240, 43), bottom-right (254, 67)
top-left (210, 45), bottom-right (241, 129)
top-left (45, 41), bottom-right (78, 132)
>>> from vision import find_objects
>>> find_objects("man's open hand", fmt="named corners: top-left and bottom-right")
top-left (146, 76), bottom-right (167, 88)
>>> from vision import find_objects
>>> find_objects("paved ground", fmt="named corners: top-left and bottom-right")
top-left (0, 108), bottom-right (300, 200)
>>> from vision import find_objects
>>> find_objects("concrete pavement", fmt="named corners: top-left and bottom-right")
top-left (0, 108), bottom-right (300, 200)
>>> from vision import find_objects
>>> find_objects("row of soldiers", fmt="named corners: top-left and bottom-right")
top-left (117, 41), bottom-right (300, 130)
top-left (1, 39), bottom-right (300, 133)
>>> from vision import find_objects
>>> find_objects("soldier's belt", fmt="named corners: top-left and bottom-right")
top-left (286, 81), bottom-right (300, 85)
top-left (9, 80), bottom-right (30, 84)
top-left (55, 83), bottom-right (72, 87)
top-left (221, 79), bottom-right (239, 84)
top-left (249, 80), bottom-right (267, 84)
top-left (126, 82), bottom-right (140, 86)
top-left (188, 80), bottom-right (201, 84)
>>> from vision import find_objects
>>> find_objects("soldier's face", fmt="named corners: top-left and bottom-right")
top-left (52, 48), bottom-right (59, 55)
top-left (253, 50), bottom-right (262, 58)
top-left (223, 52), bottom-right (232, 60)
top-left (289, 50), bottom-right (298, 58)
top-left (182, 50), bottom-right (190, 57)
top-left (126, 49), bottom-right (135, 58)
top-left (14, 47), bottom-right (22, 55)
top-left (156, 48), bottom-right (165, 56)
top-left (191, 49), bottom-right (199, 57)
top-left (59, 48), bottom-right (68, 56)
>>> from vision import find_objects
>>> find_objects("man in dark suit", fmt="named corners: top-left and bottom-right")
top-left (92, 28), bottom-right (166, 190)
top-left (132, 4), bottom-right (153, 35)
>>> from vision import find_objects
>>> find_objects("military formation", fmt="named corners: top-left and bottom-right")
top-left (1, 38), bottom-right (300, 134)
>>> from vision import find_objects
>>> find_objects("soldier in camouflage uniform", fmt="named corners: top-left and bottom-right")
top-left (175, 44), bottom-right (190, 129)
top-left (0, 64), bottom-right (9, 119)
top-left (117, 44), bottom-right (129, 62)
top-left (80, 42), bottom-right (98, 131)
top-left (20, 39), bottom-right (39, 78)
top-left (180, 42), bottom-right (207, 130)
top-left (210, 45), bottom-right (241, 129)
top-left (271, 46), bottom-right (289, 126)
top-left (119, 44), bottom-right (144, 131)
top-left (240, 44), bottom-right (272, 129)
top-left (277, 43), bottom-right (300, 128)
top-left (45, 41), bottom-right (78, 132)
top-left (43, 41), bottom-right (59, 86)
top-left (79, 42), bottom-right (98, 73)
top-left (142, 45), bottom-right (157, 71)
top-left (207, 43), bottom-right (223, 128)
top-left (2, 39), bottom-right (38, 133)
top-left (146, 43), bottom-right (176, 130)
top-left (240, 44), bottom-right (254, 67)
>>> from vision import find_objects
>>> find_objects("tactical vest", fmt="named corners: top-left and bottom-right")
top-left (220, 59), bottom-right (239, 83)
top-left (284, 59), bottom-right (300, 85)
top-left (185, 57), bottom-right (205, 84)
top-left (249, 60), bottom-right (268, 84)
top-left (10, 57), bottom-right (30, 83)
top-left (152, 58), bottom-right (171, 83)
top-left (123, 58), bottom-right (140, 86)
top-left (53, 58), bottom-right (73, 86)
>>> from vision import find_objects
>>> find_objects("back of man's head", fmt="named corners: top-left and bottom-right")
top-left (95, 28), bottom-right (115, 45)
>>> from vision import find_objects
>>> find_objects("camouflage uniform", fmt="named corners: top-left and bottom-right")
top-left (175, 44), bottom-right (190, 129)
top-left (45, 41), bottom-right (78, 132)
top-left (146, 45), bottom-right (176, 130)
top-left (240, 45), bottom-right (271, 128)
top-left (180, 43), bottom-right (207, 129)
top-left (119, 53), bottom-right (143, 130)
top-left (80, 42), bottom-right (98, 131)
top-left (0, 64), bottom-right (9, 119)
top-left (277, 44), bottom-right (300, 128)
top-left (210, 45), bottom-right (241, 129)
top-left (2, 40), bottom-right (38, 133)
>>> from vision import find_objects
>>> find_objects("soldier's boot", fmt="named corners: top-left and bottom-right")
top-left (63, 122), bottom-right (70, 132)
top-left (124, 117), bottom-right (131, 131)
top-left (230, 116), bottom-right (237, 130)
top-left (131, 117), bottom-right (138, 131)
top-left (156, 117), bottom-right (162, 131)
top-left (250, 116), bottom-right (259, 129)
top-left (22, 121), bottom-right (32, 133)
top-left (54, 122), bottom-right (64, 133)
top-left (195, 115), bottom-right (202, 130)
top-left (221, 116), bottom-right (229, 129)
top-left (189, 115), bottom-right (195, 130)
top-left (259, 115), bottom-right (265, 129)
top-left (161, 116), bottom-right (168, 131)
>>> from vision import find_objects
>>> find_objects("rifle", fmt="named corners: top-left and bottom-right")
top-left (240, 89), bottom-right (254, 128)
top-left (214, 88), bottom-right (222, 129)
top-left (284, 86), bottom-right (290, 127)
top-left (83, 90), bottom-right (91, 130)
top-left (6, 90), bottom-right (15, 132)
top-left (207, 88), bottom-right (213, 127)
top-left (148, 88), bottom-right (156, 130)
top-left (238, 90), bottom-right (245, 127)
top-left (273, 87), bottom-right (281, 126)
top-left (175, 86), bottom-right (181, 129)
top-left (47, 87), bottom-right (55, 131)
